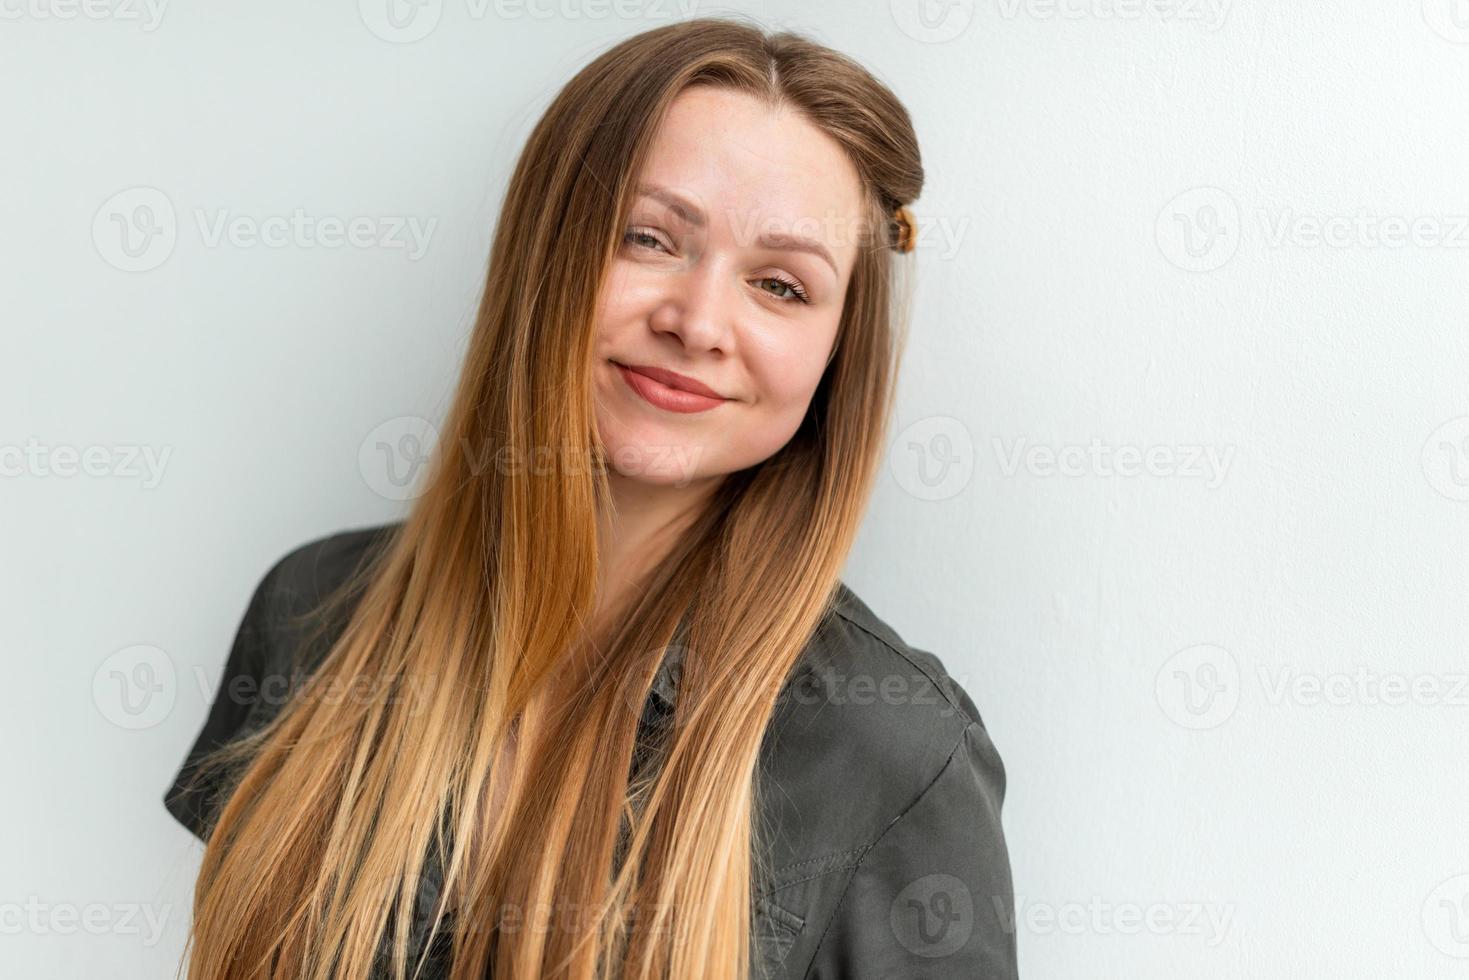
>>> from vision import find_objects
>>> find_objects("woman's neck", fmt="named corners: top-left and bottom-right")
top-left (592, 470), bottom-right (721, 633)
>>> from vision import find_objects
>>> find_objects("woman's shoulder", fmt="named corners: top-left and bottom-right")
top-left (753, 584), bottom-right (1015, 977)
top-left (824, 581), bottom-right (988, 730)
top-left (161, 521), bottom-right (402, 840)
top-left (788, 580), bottom-right (997, 764)
top-left (756, 580), bottom-right (1008, 859)
top-left (261, 521), bottom-right (401, 610)
top-left (233, 521), bottom-right (402, 687)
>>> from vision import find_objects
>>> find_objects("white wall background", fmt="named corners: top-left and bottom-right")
top-left (4, 2), bottom-right (1467, 977)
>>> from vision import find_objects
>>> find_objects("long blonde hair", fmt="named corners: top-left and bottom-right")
top-left (178, 16), bottom-right (923, 980)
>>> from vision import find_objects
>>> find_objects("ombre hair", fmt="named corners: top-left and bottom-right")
top-left (177, 15), bottom-right (923, 980)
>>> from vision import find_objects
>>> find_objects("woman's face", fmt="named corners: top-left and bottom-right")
top-left (591, 85), bottom-right (866, 488)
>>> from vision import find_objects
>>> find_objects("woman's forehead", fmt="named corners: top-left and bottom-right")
top-left (634, 87), bottom-right (867, 259)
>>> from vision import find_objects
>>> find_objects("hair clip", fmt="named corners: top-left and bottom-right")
top-left (892, 204), bottom-right (917, 254)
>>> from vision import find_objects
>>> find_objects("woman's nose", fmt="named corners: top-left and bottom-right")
top-left (648, 253), bottom-right (734, 352)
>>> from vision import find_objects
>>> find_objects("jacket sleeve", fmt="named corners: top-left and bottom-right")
top-left (803, 720), bottom-right (1019, 979)
top-left (160, 550), bottom-right (288, 842)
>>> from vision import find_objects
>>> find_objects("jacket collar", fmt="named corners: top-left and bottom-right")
top-left (647, 641), bottom-right (684, 708)
top-left (640, 583), bottom-right (855, 713)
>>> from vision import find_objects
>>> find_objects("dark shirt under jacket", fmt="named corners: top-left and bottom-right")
top-left (163, 523), bottom-right (1019, 979)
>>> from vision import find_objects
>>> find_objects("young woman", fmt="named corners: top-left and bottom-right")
top-left (164, 17), bottom-right (1017, 980)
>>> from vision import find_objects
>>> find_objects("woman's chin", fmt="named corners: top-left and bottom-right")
top-left (601, 440), bottom-right (711, 488)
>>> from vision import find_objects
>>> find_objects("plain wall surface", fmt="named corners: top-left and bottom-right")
top-left (4, 2), bottom-right (1467, 976)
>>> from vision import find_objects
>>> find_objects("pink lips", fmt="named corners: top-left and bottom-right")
top-left (614, 361), bottom-right (730, 414)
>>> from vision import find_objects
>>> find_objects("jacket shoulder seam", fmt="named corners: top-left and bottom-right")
top-left (799, 721), bottom-right (975, 977)
top-left (829, 604), bottom-right (976, 728)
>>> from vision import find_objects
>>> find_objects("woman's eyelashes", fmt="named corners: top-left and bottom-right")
top-left (623, 227), bottom-right (670, 253)
top-left (621, 226), bottom-right (813, 305)
top-left (754, 273), bottom-right (810, 304)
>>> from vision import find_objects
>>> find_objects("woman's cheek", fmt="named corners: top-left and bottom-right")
top-left (757, 340), bottom-right (832, 406)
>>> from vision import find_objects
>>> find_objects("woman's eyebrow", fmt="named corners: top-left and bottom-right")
top-left (636, 183), bottom-right (706, 227)
top-left (755, 230), bottom-right (838, 277)
top-left (635, 182), bottom-right (839, 277)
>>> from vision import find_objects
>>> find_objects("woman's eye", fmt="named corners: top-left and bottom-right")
top-left (623, 228), bottom-right (809, 304)
top-left (623, 228), bottom-right (667, 253)
top-left (755, 275), bottom-right (811, 305)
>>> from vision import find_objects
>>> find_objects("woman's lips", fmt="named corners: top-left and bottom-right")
top-left (613, 361), bottom-right (730, 414)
